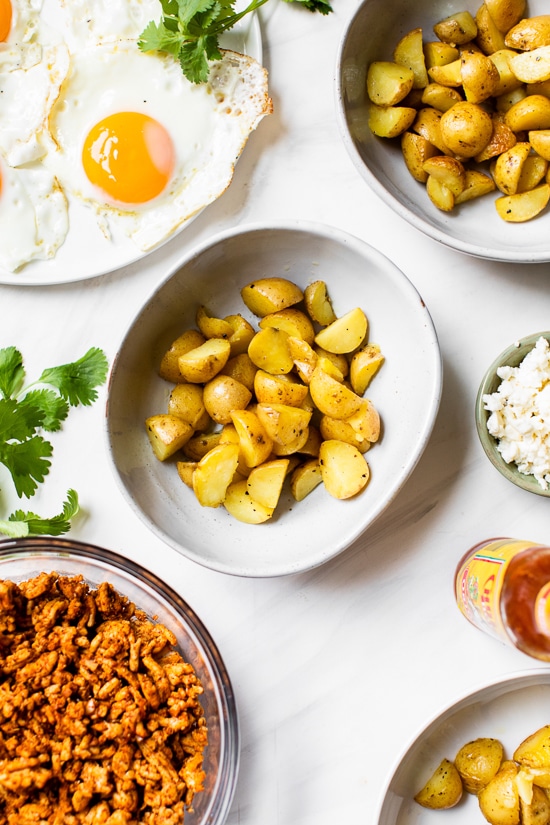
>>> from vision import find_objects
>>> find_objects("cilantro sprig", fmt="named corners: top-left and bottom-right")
top-left (0, 347), bottom-right (108, 537)
top-left (139, 0), bottom-right (333, 84)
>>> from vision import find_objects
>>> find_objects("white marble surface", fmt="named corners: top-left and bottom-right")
top-left (2, 1), bottom-right (550, 822)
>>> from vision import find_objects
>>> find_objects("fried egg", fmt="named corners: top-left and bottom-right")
top-left (0, 157), bottom-right (68, 271)
top-left (0, 0), bottom-right (42, 44)
top-left (44, 42), bottom-right (271, 251)
top-left (0, 42), bottom-right (70, 165)
top-left (55, 0), bottom-right (162, 49)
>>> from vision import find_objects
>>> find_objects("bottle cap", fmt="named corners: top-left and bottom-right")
top-left (534, 582), bottom-right (550, 636)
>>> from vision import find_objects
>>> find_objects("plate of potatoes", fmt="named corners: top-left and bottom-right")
top-left (378, 670), bottom-right (550, 825)
top-left (336, 0), bottom-right (550, 261)
top-left (106, 221), bottom-right (441, 577)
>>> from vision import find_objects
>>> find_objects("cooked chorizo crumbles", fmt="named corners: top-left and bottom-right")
top-left (0, 572), bottom-right (208, 825)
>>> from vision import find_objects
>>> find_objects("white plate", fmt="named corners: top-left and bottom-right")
top-left (377, 670), bottom-right (550, 825)
top-left (106, 220), bottom-right (442, 578)
top-left (1, 10), bottom-right (263, 287)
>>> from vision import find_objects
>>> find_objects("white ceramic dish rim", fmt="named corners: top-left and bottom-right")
top-left (0, 10), bottom-right (263, 287)
top-left (333, 1), bottom-right (550, 264)
top-left (105, 218), bottom-right (443, 578)
top-left (374, 668), bottom-right (550, 825)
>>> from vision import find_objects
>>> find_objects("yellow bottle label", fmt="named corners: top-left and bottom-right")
top-left (455, 538), bottom-right (535, 642)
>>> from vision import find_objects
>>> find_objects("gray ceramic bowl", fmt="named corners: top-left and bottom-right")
top-left (335, 0), bottom-right (550, 262)
top-left (0, 536), bottom-right (239, 825)
top-left (106, 220), bottom-right (442, 577)
top-left (475, 332), bottom-right (550, 496)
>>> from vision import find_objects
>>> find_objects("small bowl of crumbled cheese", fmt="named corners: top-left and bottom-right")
top-left (476, 333), bottom-right (550, 496)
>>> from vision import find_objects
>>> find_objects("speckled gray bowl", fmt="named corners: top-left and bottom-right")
top-left (475, 333), bottom-right (550, 496)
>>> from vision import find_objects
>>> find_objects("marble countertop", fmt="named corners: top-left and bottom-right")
top-left (2, 1), bottom-right (550, 822)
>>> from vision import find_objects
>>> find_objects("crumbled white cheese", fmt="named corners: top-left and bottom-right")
top-left (483, 336), bottom-right (550, 490)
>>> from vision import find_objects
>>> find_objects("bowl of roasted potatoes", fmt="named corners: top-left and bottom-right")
top-left (336, 0), bottom-right (550, 261)
top-left (0, 535), bottom-right (239, 825)
top-left (106, 220), bottom-right (442, 577)
top-left (377, 669), bottom-right (550, 825)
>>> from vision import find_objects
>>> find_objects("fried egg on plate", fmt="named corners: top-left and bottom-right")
top-left (55, 0), bottom-right (162, 48)
top-left (0, 0), bottom-right (42, 44)
top-left (44, 42), bottom-right (272, 251)
top-left (0, 157), bottom-right (68, 271)
top-left (0, 42), bottom-right (69, 165)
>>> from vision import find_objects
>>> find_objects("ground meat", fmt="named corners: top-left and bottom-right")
top-left (0, 574), bottom-right (208, 824)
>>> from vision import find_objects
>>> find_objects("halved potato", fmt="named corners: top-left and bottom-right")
top-left (145, 414), bottom-right (194, 461)
top-left (368, 103), bottom-right (416, 138)
top-left (254, 370), bottom-right (309, 407)
top-left (192, 443), bottom-right (240, 508)
top-left (290, 459), bottom-right (323, 501)
top-left (248, 327), bottom-right (294, 375)
top-left (241, 277), bottom-right (303, 317)
top-left (223, 479), bottom-right (273, 524)
top-left (176, 460), bottom-right (196, 488)
top-left (314, 307), bottom-right (368, 354)
top-left (256, 403), bottom-right (312, 446)
top-left (178, 337), bottom-right (231, 383)
top-left (318, 439), bottom-right (370, 500)
top-left (414, 758), bottom-right (463, 810)
top-left (259, 308), bottom-right (315, 344)
top-left (168, 383), bottom-right (210, 431)
top-left (428, 58), bottom-right (463, 87)
top-left (246, 459), bottom-right (289, 509)
top-left (196, 305), bottom-right (234, 340)
top-left (422, 155), bottom-right (466, 195)
top-left (367, 60), bottom-right (415, 105)
top-left (423, 41), bottom-right (459, 69)
top-left (393, 27), bottom-right (429, 89)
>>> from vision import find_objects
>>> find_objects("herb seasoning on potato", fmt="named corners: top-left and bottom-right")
top-left (365, 0), bottom-right (550, 222)
top-left (145, 277), bottom-right (385, 524)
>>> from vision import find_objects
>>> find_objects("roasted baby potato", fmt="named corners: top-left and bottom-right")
top-left (367, 60), bottom-right (415, 106)
top-left (393, 27), bottom-right (429, 88)
top-left (433, 11), bottom-right (477, 45)
top-left (145, 414), bottom-right (194, 461)
top-left (241, 277), bottom-right (304, 317)
top-left (178, 337), bottom-right (231, 383)
top-left (439, 101), bottom-right (493, 157)
top-left (318, 439), bottom-right (370, 500)
top-left (454, 737), bottom-right (504, 794)
top-left (514, 724), bottom-right (550, 769)
top-left (414, 758), bottom-right (463, 810)
top-left (505, 15), bottom-right (550, 50)
top-left (486, 0), bottom-right (526, 34)
top-left (478, 760), bottom-right (520, 825)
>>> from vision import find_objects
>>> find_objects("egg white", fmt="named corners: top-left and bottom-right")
top-left (0, 42), bottom-right (70, 165)
top-left (0, 158), bottom-right (68, 271)
top-left (54, 0), bottom-right (162, 49)
top-left (44, 42), bottom-right (272, 251)
top-left (3, 0), bottom-right (43, 44)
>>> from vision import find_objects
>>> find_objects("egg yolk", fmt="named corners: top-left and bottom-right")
top-left (82, 112), bottom-right (175, 205)
top-left (0, 0), bottom-right (12, 42)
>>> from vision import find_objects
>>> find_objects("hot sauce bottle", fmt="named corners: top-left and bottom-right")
top-left (455, 538), bottom-right (550, 661)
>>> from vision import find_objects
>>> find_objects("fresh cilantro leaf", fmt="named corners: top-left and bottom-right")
top-left (18, 390), bottom-right (69, 432)
top-left (0, 489), bottom-right (80, 537)
top-left (0, 397), bottom-right (45, 444)
top-left (0, 436), bottom-right (53, 499)
top-left (0, 347), bottom-right (25, 399)
top-left (38, 347), bottom-right (109, 407)
top-left (139, 20), bottom-right (183, 56)
top-left (284, 0), bottom-right (333, 13)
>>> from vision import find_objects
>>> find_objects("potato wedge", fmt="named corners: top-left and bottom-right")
top-left (421, 82), bottom-right (463, 112)
top-left (433, 12), bottom-right (477, 46)
top-left (368, 103), bottom-right (416, 138)
top-left (455, 169), bottom-right (496, 203)
top-left (505, 95), bottom-right (550, 131)
top-left (145, 414), bottom-right (194, 461)
top-left (223, 479), bottom-right (273, 524)
top-left (304, 280), bottom-right (336, 326)
top-left (241, 277), bottom-right (303, 317)
top-left (478, 760), bottom-right (520, 825)
top-left (505, 15), bottom-right (550, 51)
top-left (423, 41), bottom-right (459, 69)
top-left (520, 784), bottom-right (550, 825)
top-left (426, 175), bottom-right (455, 211)
top-left (230, 409), bottom-right (273, 468)
top-left (476, 4), bottom-right (506, 54)
top-left (495, 182), bottom-right (550, 220)
top-left (454, 737), bottom-right (504, 794)
top-left (203, 374), bottom-right (252, 424)
top-left (413, 107), bottom-right (453, 154)
top-left (492, 141), bottom-right (531, 193)
top-left (183, 432), bottom-right (222, 461)
top-left (422, 155), bottom-right (466, 195)
top-left (514, 725), bottom-right (550, 770)
top-left (192, 443), bottom-right (240, 508)
top-left (518, 154), bottom-right (548, 191)
top-left (474, 118), bottom-right (517, 162)
top-left (314, 307), bottom-right (368, 354)
top-left (428, 58), bottom-right (463, 87)
top-left (401, 131), bottom-right (439, 181)
top-left (176, 460), bottom-right (196, 488)
top-left (259, 308), bottom-right (315, 344)
top-left (414, 758), bottom-right (463, 810)
top-left (366, 60), bottom-right (415, 105)
top-left (319, 415), bottom-right (372, 453)
top-left (529, 129), bottom-right (550, 159)
top-left (318, 439), bottom-right (370, 500)
top-left (393, 27), bottom-right (429, 89)
top-left (224, 314), bottom-right (256, 356)
top-left (309, 368), bottom-right (363, 419)
top-left (486, 0), bottom-right (526, 34)
top-left (461, 49), bottom-right (500, 103)
top-left (196, 305), bottom-right (234, 340)
top-left (314, 347), bottom-right (349, 379)
top-left (254, 370), bottom-right (309, 406)
top-left (248, 327), bottom-right (294, 375)
top-left (287, 336), bottom-right (318, 383)
top-left (246, 459), bottom-right (289, 509)
top-left (178, 337), bottom-right (231, 383)
top-left (349, 344), bottom-right (385, 395)
top-left (168, 383), bottom-right (210, 430)
top-left (509, 47), bottom-right (550, 84)
top-left (256, 403), bottom-right (312, 446)
top-left (159, 328), bottom-right (206, 383)
top-left (346, 399), bottom-right (381, 444)
top-left (490, 49), bottom-right (525, 96)
top-left (220, 352), bottom-right (257, 392)
top-left (290, 459), bottom-right (323, 501)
